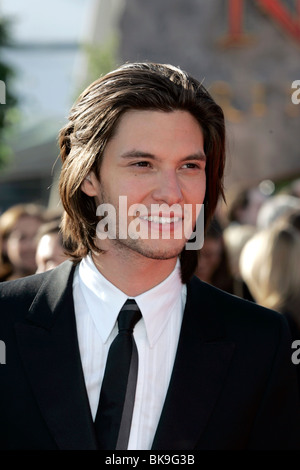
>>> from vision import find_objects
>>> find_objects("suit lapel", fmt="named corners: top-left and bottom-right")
top-left (152, 278), bottom-right (235, 450)
top-left (14, 261), bottom-right (98, 450)
top-left (14, 264), bottom-right (235, 450)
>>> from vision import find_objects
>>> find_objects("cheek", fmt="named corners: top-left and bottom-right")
top-left (6, 239), bottom-right (22, 262)
top-left (199, 174), bottom-right (207, 199)
top-left (184, 173), bottom-right (206, 201)
top-left (104, 178), bottom-right (147, 207)
top-left (187, 179), bottom-right (206, 219)
top-left (19, 239), bottom-right (36, 255)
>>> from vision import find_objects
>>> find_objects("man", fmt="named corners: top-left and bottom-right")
top-left (0, 62), bottom-right (299, 450)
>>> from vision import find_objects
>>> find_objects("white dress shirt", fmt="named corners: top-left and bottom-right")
top-left (73, 253), bottom-right (186, 450)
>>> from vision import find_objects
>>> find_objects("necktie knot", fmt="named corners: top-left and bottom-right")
top-left (118, 299), bottom-right (142, 333)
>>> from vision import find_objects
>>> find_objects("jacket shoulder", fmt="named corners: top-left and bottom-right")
top-left (0, 271), bottom-right (49, 301)
top-left (0, 260), bottom-right (75, 321)
top-left (0, 271), bottom-right (51, 322)
top-left (188, 275), bottom-right (289, 335)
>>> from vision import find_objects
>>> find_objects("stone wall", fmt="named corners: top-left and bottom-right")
top-left (119, 0), bottom-right (300, 191)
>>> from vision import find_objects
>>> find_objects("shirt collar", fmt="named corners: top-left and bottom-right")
top-left (78, 254), bottom-right (183, 347)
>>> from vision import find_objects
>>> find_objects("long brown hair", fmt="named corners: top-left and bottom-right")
top-left (58, 62), bottom-right (226, 283)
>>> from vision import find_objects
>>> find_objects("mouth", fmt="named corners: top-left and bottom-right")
top-left (136, 214), bottom-right (185, 239)
top-left (139, 215), bottom-right (182, 225)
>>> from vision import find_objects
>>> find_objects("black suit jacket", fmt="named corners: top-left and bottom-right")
top-left (0, 260), bottom-right (300, 450)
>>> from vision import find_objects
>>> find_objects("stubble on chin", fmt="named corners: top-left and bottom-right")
top-left (109, 236), bottom-right (185, 261)
top-left (97, 188), bottom-right (186, 261)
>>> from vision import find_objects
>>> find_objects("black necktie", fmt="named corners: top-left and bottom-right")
top-left (94, 299), bottom-right (142, 450)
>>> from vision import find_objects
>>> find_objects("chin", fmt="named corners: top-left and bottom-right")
top-left (118, 238), bottom-right (185, 260)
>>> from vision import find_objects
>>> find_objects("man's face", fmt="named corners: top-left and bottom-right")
top-left (82, 109), bottom-right (206, 261)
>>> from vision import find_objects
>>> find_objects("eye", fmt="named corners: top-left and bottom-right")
top-left (132, 161), bottom-right (152, 168)
top-left (181, 162), bottom-right (201, 169)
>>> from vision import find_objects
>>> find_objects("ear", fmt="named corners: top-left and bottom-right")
top-left (81, 172), bottom-right (99, 197)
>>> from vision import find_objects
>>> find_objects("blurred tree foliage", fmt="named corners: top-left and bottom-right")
top-left (0, 18), bottom-right (18, 170)
top-left (75, 34), bottom-right (119, 98)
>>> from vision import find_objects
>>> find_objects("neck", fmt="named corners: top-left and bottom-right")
top-left (91, 250), bottom-right (178, 297)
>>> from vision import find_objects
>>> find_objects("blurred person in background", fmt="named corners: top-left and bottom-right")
top-left (239, 223), bottom-right (300, 333)
top-left (225, 184), bottom-right (267, 227)
top-left (194, 217), bottom-right (235, 294)
top-left (0, 203), bottom-right (45, 281)
top-left (239, 221), bottom-right (300, 391)
top-left (279, 178), bottom-right (300, 199)
top-left (289, 178), bottom-right (300, 199)
top-left (256, 194), bottom-right (300, 230)
top-left (195, 217), bottom-right (254, 300)
top-left (265, 208), bottom-right (300, 336)
top-left (271, 207), bottom-right (300, 234)
top-left (223, 223), bottom-right (257, 300)
top-left (35, 219), bottom-right (67, 273)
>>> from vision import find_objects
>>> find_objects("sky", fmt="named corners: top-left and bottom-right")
top-left (0, 0), bottom-right (96, 133)
top-left (1, 0), bottom-right (93, 44)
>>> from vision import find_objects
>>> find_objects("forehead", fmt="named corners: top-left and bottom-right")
top-left (11, 215), bottom-right (42, 234)
top-left (108, 109), bottom-right (204, 155)
top-left (37, 233), bottom-right (59, 252)
top-left (115, 108), bottom-right (202, 132)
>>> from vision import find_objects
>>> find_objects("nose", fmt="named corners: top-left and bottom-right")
top-left (151, 170), bottom-right (183, 205)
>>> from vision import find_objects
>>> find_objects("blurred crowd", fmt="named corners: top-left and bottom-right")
top-left (0, 203), bottom-right (66, 282)
top-left (196, 177), bottom-right (300, 388)
top-left (1, 179), bottom-right (300, 342)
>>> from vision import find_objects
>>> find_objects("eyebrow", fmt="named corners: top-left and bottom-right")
top-left (120, 150), bottom-right (207, 162)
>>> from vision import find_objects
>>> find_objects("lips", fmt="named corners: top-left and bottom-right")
top-left (139, 215), bottom-right (182, 224)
